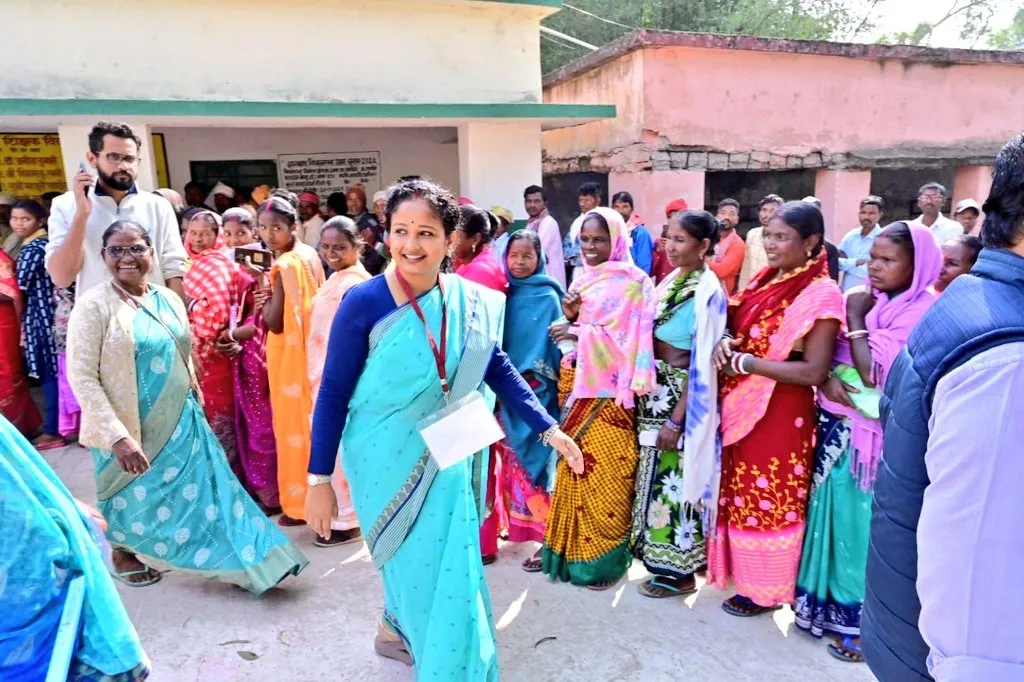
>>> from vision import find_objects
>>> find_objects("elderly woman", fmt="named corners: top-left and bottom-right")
top-left (67, 220), bottom-right (307, 592)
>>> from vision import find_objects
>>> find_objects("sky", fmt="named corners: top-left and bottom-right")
top-left (864, 0), bottom-right (1019, 48)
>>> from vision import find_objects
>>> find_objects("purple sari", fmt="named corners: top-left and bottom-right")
top-left (232, 283), bottom-right (280, 509)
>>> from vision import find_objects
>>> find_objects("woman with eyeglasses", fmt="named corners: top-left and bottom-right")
top-left (67, 220), bottom-right (307, 591)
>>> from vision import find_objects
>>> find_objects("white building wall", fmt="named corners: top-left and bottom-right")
top-left (2, 0), bottom-right (545, 105)
top-left (158, 127), bottom-right (460, 194)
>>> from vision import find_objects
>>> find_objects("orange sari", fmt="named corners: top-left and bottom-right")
top-left (0, 251), bottom-right (40, 435)
top-left (267, 243), bottom-right (325, 520)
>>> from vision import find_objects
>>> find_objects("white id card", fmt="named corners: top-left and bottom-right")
top-left (418, 390), bottom-right (504, 470)
top-left (638, 429), bottom-right (683, 450)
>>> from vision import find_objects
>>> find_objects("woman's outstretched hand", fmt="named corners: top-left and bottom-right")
top-left (305, 483), bottom-right (338, 541)
top-left (549, 430), bottom-right (585, 475)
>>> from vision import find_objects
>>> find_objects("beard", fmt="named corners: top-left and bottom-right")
top-left (98, 167), bottom-right (135, 192)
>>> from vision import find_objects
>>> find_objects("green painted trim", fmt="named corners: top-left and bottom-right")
top-left (510, 219), bottom-right (529, 231)
top-left (0, 99), bottom-right (614, 120)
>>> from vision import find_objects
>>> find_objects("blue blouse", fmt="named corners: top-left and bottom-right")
top-left (16, 237), bottom-right (56, 379)
top-left (309, 276), bottom-right (556, 475)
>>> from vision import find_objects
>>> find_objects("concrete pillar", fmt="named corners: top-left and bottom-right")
top-left (458, 121), bottom-right (542, 221)
top-left (57, 120), bottom-right (158, 192)
top-left (609, 169), bottom-right (706, 238)
top-left (952, 164), bottom-right (993, 220)
top-left (814, 169), bottom-right (872, 243)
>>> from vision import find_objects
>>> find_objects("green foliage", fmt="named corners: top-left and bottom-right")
top-left (541, 0), bottom-right (1024, 76)
top-left (540, 0), bottom-right (861, 73)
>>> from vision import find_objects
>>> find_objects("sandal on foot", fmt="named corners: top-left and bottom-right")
top-left (826, 637), bottom-right (864, 663)
top-left (481, 554), bottom-right (498, 566)
top-left (374, 634), bottom-right (413, 666)
top-left (721, 595), bottom-right (782, 617)
top-left (585, 579), bottom-right (619, 592)
top-left (34, 437), bottom-right (66, 452)
top-left (521, 552), bottom-right (543, 573)
top-left (637, 576), bottom-right (697, 599)
top-left (277, 514), bottom-right (306, 527)
top-left (111, 568), bottom-right (161, 587)
top-left (314, 528), bottom-right (363, 548)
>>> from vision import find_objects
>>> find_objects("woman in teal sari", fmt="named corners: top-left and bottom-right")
top-left (67, 220), bottom-right (308, 593)
top-left (0, 415), bottom-right (149, 681)
top-left (306, 179), bottom-right (583, 679)
top-left (502, 230), bottom-right (564, 571)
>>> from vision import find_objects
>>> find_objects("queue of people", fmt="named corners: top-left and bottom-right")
top-left (2, 118), bottom-right (1021, 682)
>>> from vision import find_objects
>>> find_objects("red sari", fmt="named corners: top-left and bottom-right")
top-left (0, 251), bottom-right (40, 434)
top-left (707, 254), bottom-right (843, 606)
top-left (184, 248), bottom-right (250, 463)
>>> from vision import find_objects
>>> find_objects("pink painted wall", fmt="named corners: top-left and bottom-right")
top-left (815, 170), bottom-right (872, 242)
top-left (543, 50), bottom-right (645, 162)
top-left (610, 169), bottom-right (705, 237)
top-left (545, 45), bottom-right (1023, 160)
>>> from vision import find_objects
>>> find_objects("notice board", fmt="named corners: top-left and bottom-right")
top-left (277, 151), bottom-right (381, 200)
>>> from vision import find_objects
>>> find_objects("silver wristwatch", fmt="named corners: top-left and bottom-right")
top-left (307, 474), bottom-right (332, 486)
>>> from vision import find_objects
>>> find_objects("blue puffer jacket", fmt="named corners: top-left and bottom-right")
top-left (862, 248), bottom-right (1024, 681)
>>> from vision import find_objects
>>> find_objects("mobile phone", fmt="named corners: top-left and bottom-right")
top-left (79, 161), bottom-right (91, 174)
top-left (234, 246), bottom-right (273, 271)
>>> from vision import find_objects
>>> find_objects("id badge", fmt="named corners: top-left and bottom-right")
top-left (417, 390), bottom-right (504, 470)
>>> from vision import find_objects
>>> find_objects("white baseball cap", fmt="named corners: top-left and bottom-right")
top-left (954, 198), bottom-right (981, 215)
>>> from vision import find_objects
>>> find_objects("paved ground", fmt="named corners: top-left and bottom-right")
top-left (47, 444), bottom-right (876, 682)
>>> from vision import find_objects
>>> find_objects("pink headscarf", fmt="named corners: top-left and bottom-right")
top-left (567, 207), bottom-right (656, 407)
top-left (821, 222), bottom-right (942, 489)
top-left (456, 245), bottom-right (508, 294)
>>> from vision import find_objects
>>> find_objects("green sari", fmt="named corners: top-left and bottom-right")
top-left (342, 275), bottom-right (503, 681)
top-left (92, 289), bottom-right (308, 595)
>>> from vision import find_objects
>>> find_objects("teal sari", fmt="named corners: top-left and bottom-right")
top-left (92, 289), bottom-right (308, 595)
top-left (0, 416), bottom-right (148, 682)
top-left (343, 275), bottom-right (503, 681)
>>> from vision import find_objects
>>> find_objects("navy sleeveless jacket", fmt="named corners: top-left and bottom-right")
top-left (862, 248), bottom-right (1024, 681)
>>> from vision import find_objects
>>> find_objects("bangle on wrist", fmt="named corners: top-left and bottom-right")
top-left (846, 329), bottom-right (869, 340)
top-left (665, 418), bottom-right (683, 432)
top-left (540, 424), bottom-right (559, 446)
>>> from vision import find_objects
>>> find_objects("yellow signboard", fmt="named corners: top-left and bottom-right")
top-left (0, 133), bottom-right (65, 197)
top-left (0, 132), bottom-right (171, 198)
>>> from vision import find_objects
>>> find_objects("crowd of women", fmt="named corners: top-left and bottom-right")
top-left (1, 168), bottom-right (984, 681)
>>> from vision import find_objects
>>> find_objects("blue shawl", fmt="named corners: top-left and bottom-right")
top-left (501, 241), bottom-right (565, 487)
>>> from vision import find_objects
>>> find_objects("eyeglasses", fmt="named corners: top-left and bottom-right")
top-left (918, 194), bottom-right (945, 201)
top-left (104, 245), bottom-right (150, 258)
top-left (100, 152), bottom-right (140, 166)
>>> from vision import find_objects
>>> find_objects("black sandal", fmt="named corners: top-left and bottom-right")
top-left (826, 637), bottom-right (864, 663)
top-left (721, 595), bottom-right (782, 617)
top-left (637, 576), bottom-right (697, 599)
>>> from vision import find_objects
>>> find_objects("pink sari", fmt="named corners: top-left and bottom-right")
top-left (232, 279), bottom-right (279, 509)
top-left (457, 247), bottom-right (510, 557)
top-left (308, 263), bottom-right (371, 531)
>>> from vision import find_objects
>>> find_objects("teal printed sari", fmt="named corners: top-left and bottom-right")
top-left (0, 416), bottom-right (148, 681)
top-left (343, 275), bottom-right (504, 681)
top-left (91, 289), bottom-right (308, 595)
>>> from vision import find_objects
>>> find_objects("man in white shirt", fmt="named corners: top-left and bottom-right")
top-left (953, 198), bottom-right (982, 236)
top-left (738, 193), bottom-right (782, 291)
top-left (523, 184), bottom-right (566, 288)
top-left (910, 182), bottom-right (962, 246)
top-left (296, 190), bottom-right (325, 248)
top-left (838, 195), bottom-right (885, 292)
top-left (46, 121), bottom-right (188, 298)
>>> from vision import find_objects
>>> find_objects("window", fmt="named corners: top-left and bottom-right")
top-left (188, 160), bottom-right (278, 193)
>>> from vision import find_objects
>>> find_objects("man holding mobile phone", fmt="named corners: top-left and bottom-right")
top-left (45, 121), bottom-right (188, 299)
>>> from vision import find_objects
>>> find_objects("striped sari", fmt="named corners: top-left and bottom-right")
top-left (343, 275), bottom-right (503, 680)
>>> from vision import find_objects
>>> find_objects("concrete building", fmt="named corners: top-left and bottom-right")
top-left (541, 30), bottom-right (1022, 238)
top-left (0, 0), bottom-right (612, 224)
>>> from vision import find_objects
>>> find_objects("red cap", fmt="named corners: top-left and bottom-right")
top-left (458, 197), bottom-right (474, 206)
top-left (664, 198), bottom-right (688, 218)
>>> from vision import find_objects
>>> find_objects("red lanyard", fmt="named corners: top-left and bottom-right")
top-left (394, 270), bottom-right (449, 395)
